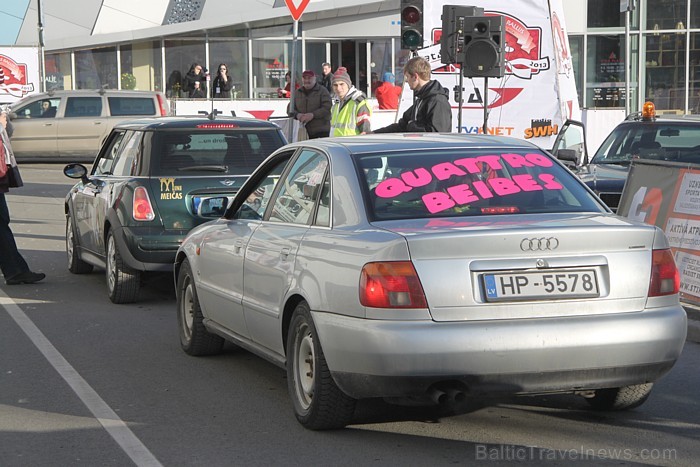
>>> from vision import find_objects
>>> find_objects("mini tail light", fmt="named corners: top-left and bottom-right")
top-left (133, 186), bottom-right (155, 221)
top-left (156, 94), bottom-right (168, 116)
top-left (641, 101), bottom-right (656, 121)
top-left (649, 248), bottom-right (679, 297)
top-left (359, 261), bottom-right (428, 308)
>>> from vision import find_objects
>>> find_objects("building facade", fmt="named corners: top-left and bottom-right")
top-left (1, 0), bottom-right (699, 114)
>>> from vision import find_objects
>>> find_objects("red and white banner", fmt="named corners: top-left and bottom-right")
top-left (0, 47), bottom-right (40, 104)
top-left (399, 0), bottom-right (580, 148)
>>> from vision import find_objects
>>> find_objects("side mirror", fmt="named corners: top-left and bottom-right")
top-left (197, 196), bottom-right (231, 218)
top-left (63, 163), bottom-right (90, 185)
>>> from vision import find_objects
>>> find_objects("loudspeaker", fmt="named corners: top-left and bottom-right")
top-left (440, 5), bottom-right (483, 65)
top-left (461, 15), bottom-right (505, 78)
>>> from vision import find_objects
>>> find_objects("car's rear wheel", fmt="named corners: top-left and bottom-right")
top-left (585, 383), bottom-right (653, 410)
top-left (106, 231), bottom-right (140, 304)
top-left (177, 259), bottom-right (224, 356)
top-left (66, 214), bottom-right (93, 274)
top-left (286, 300), bottom-right (356, 430)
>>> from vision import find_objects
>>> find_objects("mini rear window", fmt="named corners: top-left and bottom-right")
top-left (151, 129), bottom-right (284, 176)
top-left (357, 149), bottom-right (604, 220)
top-left (108, 97), bottom-right (157, 116)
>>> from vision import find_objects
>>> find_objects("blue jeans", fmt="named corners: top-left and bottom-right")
top-left (0, 192), bottom-right (29, 279)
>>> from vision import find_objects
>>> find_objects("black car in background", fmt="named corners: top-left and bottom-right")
top-left (64, 116), bottom-right (286, 303)
top-left (553, 102), bottom-right (700, 212)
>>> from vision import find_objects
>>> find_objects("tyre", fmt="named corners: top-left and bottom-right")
top-left (286, 301), bottom-right (356, 430)
top-left (176, 259), bottom-right (224, 356)
top-left (66, 214), bottom-right (93, 274)
top-left (586, 383), bottom-right (654, 411)
top-left (106, 230), bottom-right (140, 304)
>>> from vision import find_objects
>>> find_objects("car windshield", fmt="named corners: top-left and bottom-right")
top-left (591, 122), bottom-right (700, 165)
top-left (151, 129), bottom-right (284, 176)
top-left (357, 149), bottom-right (604, 221)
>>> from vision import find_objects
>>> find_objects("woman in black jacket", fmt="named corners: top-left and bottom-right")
top-left (211, 63), bottom-right (232, 99)
top-left (183, 63), bottom-right (207, 98)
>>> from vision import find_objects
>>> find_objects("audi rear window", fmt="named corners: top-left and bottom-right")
top-left (357, 149), bottom-right (605, 221)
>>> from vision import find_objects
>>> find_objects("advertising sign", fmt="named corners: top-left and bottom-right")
top-left (398, 0), bottom-right (580, 148)
top-left (0, 47), bottom-right (40, 105)
top-left (618, 160), bottom-right (700, 304)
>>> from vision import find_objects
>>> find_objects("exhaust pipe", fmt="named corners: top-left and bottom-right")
top-left (446, 387), bottom-right (466, 403)
top-left (429, 388), bottom-right (449, 405)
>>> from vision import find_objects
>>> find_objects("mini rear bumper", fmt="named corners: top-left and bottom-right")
top-left (116, 225), bottom-right (188, 271)
top-left (312, 306), bottom-right (687, 399)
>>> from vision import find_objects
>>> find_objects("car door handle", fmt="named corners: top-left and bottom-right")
top-left (280, 247), bottom-right (291, 258)
top-left (93, 121), bottom-right (102, 125)
top-left (43, 123), bottom-right (54, 126)
top-left (234, 239), bottom-right (243, 252)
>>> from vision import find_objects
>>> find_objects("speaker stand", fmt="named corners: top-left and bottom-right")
top-left (482, 76), bottom-right (488, 134)
top-left (455, 72), bottom-right (465, 133)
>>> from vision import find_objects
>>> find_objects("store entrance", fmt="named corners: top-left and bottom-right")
top-left (331, 40), bottom-right (369, 96)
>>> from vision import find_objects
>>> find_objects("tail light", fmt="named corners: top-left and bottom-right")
top-left (156, 94), bottom-right (168, 116)
top-left (649, 248), bottom-right (679, 297)
top-left (360, 261), bottom-right (428, 308)
top-left (133, 186), bottom-right (155, 221)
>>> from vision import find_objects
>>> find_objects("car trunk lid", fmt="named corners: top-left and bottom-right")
top-left (374, 214), bottom-right (657, 321)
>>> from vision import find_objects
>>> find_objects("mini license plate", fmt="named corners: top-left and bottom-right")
top-left (483, 269), bottom-right (599, 302)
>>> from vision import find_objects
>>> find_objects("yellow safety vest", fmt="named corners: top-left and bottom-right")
top-left (330, 95), bottom-right (371, 137)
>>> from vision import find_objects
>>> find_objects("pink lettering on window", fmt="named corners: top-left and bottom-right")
top-left (375, 178), bottom-right (411, 198)
top-left (431, 162), bottom-right (467, 181)
top-left (422, 192), bottom-right (456, 214)
top-left (400, 167), bottom-right (433, 187)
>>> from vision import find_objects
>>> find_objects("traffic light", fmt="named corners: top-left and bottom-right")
top-left (461, 15), bottom-right (505, 78)
top-left (401, 1), bottom-right (423, 51)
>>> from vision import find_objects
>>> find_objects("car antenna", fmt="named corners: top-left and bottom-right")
top-left (198, 109), bottom-right (222, 120)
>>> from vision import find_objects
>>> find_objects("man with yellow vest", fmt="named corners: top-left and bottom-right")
top-left (329, 67), bottom-right (371, 136)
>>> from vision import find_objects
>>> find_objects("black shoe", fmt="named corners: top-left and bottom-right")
top-left (5, 271), bottom-right (46, 285)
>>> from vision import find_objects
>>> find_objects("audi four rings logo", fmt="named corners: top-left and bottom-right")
top-left (520, 237), bottom-right (559, 251)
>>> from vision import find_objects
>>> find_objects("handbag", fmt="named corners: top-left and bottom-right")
top-left (297, 123), bottom-right (309, 142)
top-left (7, 164), bottom-right (23, 188)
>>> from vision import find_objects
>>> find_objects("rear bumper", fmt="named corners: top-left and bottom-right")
top-left (115, 225), bottom-right (187, 272)
top-left (312, 306), bottom-right (687, 399)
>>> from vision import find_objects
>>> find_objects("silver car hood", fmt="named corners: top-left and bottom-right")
top-left (373, 214), bottom-right (660, 322)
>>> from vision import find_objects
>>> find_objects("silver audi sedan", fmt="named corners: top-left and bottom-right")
top-left (174, 134), bottom-right (687, 430)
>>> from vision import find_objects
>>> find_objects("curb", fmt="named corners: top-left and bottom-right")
top-left (684, 305), bottom-right (700, 344)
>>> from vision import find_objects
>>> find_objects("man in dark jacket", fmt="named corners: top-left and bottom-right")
top-left (374, 57), bottom-right (452, 133)
top-left (288, 70), bottom-right (332, 139)
top-left (319, 62), bottom-right (333, 94)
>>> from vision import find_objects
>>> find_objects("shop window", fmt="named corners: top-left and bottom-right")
top-left (586, 35), bottom-right (627, 108)
top-left (646, 0), bottom-right (688, 31)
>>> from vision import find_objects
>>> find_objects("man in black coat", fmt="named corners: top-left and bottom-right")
top-left (373, 57), bottom-right (452, 133)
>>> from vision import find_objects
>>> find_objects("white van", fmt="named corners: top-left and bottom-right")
top-left (9, 89), bottom-right (169, 160)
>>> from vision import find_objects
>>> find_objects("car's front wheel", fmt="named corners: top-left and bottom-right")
top-left (177, 259), bottom-right (224, 356)
top-left (106, 230), bottom-right (140, 304)
top-left (286, 300), bottom-right (356, 430)
top-left (585, 383), bottom-right (654, 410)
top-left (66, 214), bottom-right (93, 274)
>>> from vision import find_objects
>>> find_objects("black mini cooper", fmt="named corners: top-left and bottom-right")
top-left (64, 116), bottom-right (286, 303)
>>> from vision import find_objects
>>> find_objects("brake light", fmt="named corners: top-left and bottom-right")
top-left (133, 186), bottom-right (155, 221)
top-left (359, 261), bottom-right (428, 308)
top-left (641, 101), bottom-right (656, 121)
top-left (481, 206), bottom-right (520, 215)
top-left (648, 248), bottom-right (679, 297)
top-left (156, 94), bottom-right (168, 116)
top-left (196, 123), bottom-right (239, 129)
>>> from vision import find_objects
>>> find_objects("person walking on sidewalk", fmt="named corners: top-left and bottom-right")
top-left (0, 111), bottom-right (45, 285)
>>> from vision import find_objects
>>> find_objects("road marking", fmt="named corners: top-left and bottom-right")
top-left (0, 293), bottom-right (163, 467)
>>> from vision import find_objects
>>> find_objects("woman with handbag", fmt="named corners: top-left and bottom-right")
top-left (0, 111), bottom-right (45, 285)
